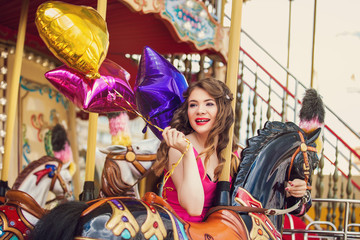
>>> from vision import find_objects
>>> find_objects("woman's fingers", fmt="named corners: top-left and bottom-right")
top-left (176, 131), bottom-right (185, 142)
top-left (162, 126), bottom-right (171, 145)
top-left (287, 188), bottom-right (306, 197)
top-left (162, 127), bottom-right (187, 153)
top-left (286, 179), bottom-right (307, 197)
top-left (168, 128), bottom-right (179, 146)
top-left (289, 179), bottom-right (306, 187)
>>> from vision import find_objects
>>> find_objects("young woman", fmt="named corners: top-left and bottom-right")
top-left (152, 78), bottom-right (307, 222)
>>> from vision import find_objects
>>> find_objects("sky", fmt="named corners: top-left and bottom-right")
top-left (225, 0), bottom-right (360, 133)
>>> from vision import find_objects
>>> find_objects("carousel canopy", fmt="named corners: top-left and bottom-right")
top-left (0, 0), bottom-right (227, 86)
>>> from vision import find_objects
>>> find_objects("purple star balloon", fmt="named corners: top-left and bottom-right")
top-left (45, 58), bottom-right (137, 113)
top-left (134, 46), bottom-right (188, 140)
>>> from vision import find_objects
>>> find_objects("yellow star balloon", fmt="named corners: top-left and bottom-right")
top-left (35, 1), bottom-right (109, 79)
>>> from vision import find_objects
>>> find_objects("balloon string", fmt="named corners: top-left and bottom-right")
top-left (113, 101), bottom-right (163, 133)
top-left (102, 78), bottom-right (164, 133)
top-left (102, 78), bottom-right (190, 198)
top-left (159, 138), bottom-right (190, 198)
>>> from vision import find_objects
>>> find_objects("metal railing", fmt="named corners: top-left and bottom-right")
top-left (283, 198), bottom-right (360, 240)
top-left (233, 28), bottom-right (360, 228)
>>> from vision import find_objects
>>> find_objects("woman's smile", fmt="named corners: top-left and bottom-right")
top-left (195, 118), bottom-right (210, 125)
top-left (187, 87), bottom-right (218, 136)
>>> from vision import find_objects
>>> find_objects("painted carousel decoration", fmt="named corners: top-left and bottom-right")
top-left (122, 0), bottom-right (229, 60)
top-left (25, 110), bottom-right (62, 163)
top-left (20, 78), bottom-right (69, 110)
top-left (19, 77), bottom-right (70, 168)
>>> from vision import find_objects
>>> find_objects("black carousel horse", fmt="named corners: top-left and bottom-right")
top-left (230, 121), bottom-right (320, 239)
top-left (31, 121), bottom-right (320, 240)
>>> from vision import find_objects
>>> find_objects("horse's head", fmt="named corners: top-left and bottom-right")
top-left (283, 127), bottom-right (321, 218)
top-left (99, 138), bottom-right (160, 198)
top-left (286, 128), bottom-right (321, 190)
top-left (231, 121), bottom-right (321, 234)
top-left (13, 156), bottom-right (73, 207)
top-left (232, 121), bottom-right (321, 200)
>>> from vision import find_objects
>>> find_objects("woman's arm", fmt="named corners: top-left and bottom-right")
top-left (162, 127), bottom-right (205, 216)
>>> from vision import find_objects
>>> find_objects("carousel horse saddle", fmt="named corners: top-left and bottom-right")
top-left (142, 192), bottom-right (183, 222)
top-left (142, 192), bottom-right (249, 240)
top-left (0, 190), bottom-right (46, 239)
top-left (79, 192), bottom-right (248, 239)
top-left (5, 190), bottom-right (46, 219)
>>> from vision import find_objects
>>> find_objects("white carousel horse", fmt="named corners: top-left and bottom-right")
top-left (0, 156), bottom-right (73, 239)
top-left (98, 138), bottom-right (161, 199)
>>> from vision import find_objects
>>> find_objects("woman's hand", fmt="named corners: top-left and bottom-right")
top-left (285, 179), bottom-right (307, 198)
top-left (162, 127), bottom-right (189, 154)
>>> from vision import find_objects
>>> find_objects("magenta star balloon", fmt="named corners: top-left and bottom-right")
top-left (135, 46), bottom-right (188, 140)
top-left (45, 59), bottom-right (137, 113)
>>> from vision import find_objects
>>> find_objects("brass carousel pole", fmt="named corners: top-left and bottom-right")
top-left (220, 0), bottom-right (227, 27)
top-left (215, 0), bottom-right (243, 206)
top-left (310, 0), bottom-right (317, 88)
top-left (286, 0), bottom-right (293, 83)
top-left (0, 0), bottom-right (29, 197)
top-left (80, 0), bottom-right (107, 201)
top-left (69, 104), bottom-right (81, 199)
top-left (283, 0), bottom-right (293, 122)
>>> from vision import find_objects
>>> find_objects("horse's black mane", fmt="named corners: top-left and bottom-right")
top-left (234, 121), bottom-right (302, 187)
top-left (51, 124), bottom-right (69, 152)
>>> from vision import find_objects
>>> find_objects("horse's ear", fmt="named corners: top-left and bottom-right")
top-left (306, 127), bottom-right (322, 143)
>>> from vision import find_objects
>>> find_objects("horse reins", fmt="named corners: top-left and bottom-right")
top-left (46, 161), bottom-right (71, 204)
top-left (205, 197), bottom-right (307, 219)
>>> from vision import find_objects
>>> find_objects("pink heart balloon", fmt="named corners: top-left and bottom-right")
top-left (45, 59), bottom-right (137, 113)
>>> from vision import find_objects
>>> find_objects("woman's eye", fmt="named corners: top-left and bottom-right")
top-left (206, 102), bottom-right (215, 106)
top-left (189, 103), bottom-right (197, 108)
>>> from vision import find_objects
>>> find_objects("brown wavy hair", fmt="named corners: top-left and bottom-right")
top-left (152, 78), bottom-right (239, 180)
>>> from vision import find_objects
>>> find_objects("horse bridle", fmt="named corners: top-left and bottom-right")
top-left (106, 146), bottom-right (157, 189)
top-left (287, 131), bottom-right (317, 189)
top-left (46, 161), bottom-right (72, 204)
